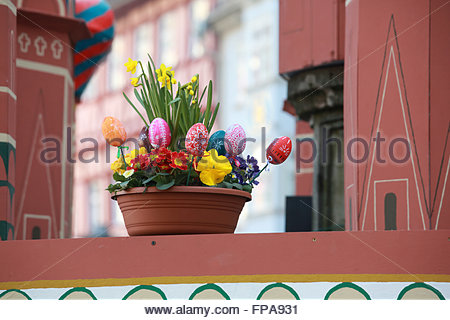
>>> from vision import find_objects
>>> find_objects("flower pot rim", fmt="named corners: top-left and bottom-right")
top-left (111, 186), bottom-right (252, 202)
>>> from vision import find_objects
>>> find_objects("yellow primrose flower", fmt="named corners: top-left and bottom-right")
top-left (128, 147), bottom-right (147, 159)
top-left (111, 158), bottom-right (125, 174)
top-left (124, 58), bottom-right (138, 74)
top-left (197, 149), bottom-right (232, 186)
top-left (130, 77), bottom-right (139, 87)
top-left (123, 169), bottom-right (135, 178)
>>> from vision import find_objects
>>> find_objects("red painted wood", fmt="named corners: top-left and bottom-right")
top-left (429, 0), bottom-right (450, 230)
top-left (344, 0), bottom-right (449, 230)
top-left (0, 231), bottom-right (448, 282)
top-left (295, 120), bottom-right (314, 196)
top-left (0, 2), bottom-right (17, 240)
top-left (279, 0), bottom-right (345, 74)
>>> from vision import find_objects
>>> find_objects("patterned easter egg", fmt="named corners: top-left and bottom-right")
top-left (266, 136), bottom-right (292, 165)
top-left (101, 116), bottom-right (126, 147)
top-left (149, 118), bottom-right (171, 148)
top-left (224, 124), bottom-right (246, 157)
top-left (207, 130), bottom-right (226, 156)
top-left (185, 123), bottom-right (209, 156)
top-left (138, 126), bottom-right (151, 152)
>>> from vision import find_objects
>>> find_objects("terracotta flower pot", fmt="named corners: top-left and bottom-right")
top-left (112, 186), bottom-right (252, 236)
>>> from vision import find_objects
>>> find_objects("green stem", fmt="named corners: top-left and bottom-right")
top-left (186, 157), bottom-right (195, 186)
top-left (249, 163), bottom-right (268, 184)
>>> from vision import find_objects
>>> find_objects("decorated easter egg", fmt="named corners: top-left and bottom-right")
top-left (224, 124), bottom-right (246, 157)
top-left (149, 118), bottom-right (171, 148)
top-left (266, 136), bottom-right (292, 165)
top-left (207, 130), bottom-right (226, 156)
top-left (101, 116), bottom-right (126, 147)
top-left (185, 123), bottom-right (209, 156)
top-left (138, 126), bottom-right (151, 152)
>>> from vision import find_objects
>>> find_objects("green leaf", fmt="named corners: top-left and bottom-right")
top-left (232, 183), bottom-right (243, 190)
top-left (113, 172), bottom-right (126, 182)
top-left (120, 180), bottom-right (130, 188)
top-left (208, 102), bottom-right (220, 132)
top-left (123, 92), bottom-right (148, 126)
top-left (169, 97), bottom-right (181, 105)
top-left (204, 80), bottom-right (213, 128)
top-left (156, 179), bottom-right (175, 190)
top-left (221, 181), bottom-right (233, 189)
top-left (242, 184), bottom-right (253, 193)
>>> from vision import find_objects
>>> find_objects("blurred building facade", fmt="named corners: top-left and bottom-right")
top-left (72, 0), bottom-right (216, 237)
top-left (209, 0), bottom-right (295, 232)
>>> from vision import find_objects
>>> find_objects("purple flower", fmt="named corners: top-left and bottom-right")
top-left (231, 170), bottom-right (244, 184)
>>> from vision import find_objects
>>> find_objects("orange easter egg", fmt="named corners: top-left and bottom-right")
top-left (101, 116), bottom-right (127, 147)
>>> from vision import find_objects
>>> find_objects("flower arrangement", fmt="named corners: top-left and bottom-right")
top-left (103, 55), bottom-right (292, 194)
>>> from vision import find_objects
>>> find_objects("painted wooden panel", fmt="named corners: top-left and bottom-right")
top-left (279, 0), bottom-right (345, 74)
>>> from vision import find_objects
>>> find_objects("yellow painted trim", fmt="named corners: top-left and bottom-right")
top-left (1, 274), bottom-right (449, 290)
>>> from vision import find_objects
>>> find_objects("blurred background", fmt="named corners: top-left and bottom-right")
top-left (72, 0), bottom-right (296, 237)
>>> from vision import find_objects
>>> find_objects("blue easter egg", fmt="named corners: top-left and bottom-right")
top-left (207, 130), bottom-right (226, 156)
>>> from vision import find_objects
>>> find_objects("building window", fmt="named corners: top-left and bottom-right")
top-left (107, 34), bottom-right (126, 92)
top-left (158, 10), bottom-right (179, 66)
top-left (32, 226), bottom-right (41, 239)
top-left (134, 22), bottom-right (155, 63)
top-left (384, 192), bottom-right (397, 230)
top-left (189, 0), bottom-right (210, 59)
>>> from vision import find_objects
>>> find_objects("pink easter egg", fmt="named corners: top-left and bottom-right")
top-left (185, 123), bottom-right (209, 156)
top-left (149, 118), bottom-right (171, 148)
top-left (266, 136), bottom-right (292, 165)
top-left (224, 124), bottom-right (246, 157)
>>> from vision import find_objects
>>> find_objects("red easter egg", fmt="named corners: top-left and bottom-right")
top-left (224, 123), bottom-right (246, 156)
top-left (101, 116), bottom-right (127, 147)
top-left (185, 123), bottom-right (209, 156)
top-left (266, 136), bottom-right (292, 165)
top-left (149, 118), bottom-right (171, 148)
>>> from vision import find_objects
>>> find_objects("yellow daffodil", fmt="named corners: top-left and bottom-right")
top-left (156, 63), bottom-right (176, 89)
top-left (192, 99), bottom-right (197, 104)
top-left (124, 58), bottom-right (138, 74)
top-left (130, 77), bottom-right (139, 87)
top-left (191, 76), bottom-right (197, 82)
top-left (123, 169), bottom-right (135, 178)
top-left (197, 149), bottom-right (232, 186)
top-left (189, 89), bottom-right (194, 96)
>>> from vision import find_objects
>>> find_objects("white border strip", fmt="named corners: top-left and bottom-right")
top-left (0, 0), bottom-right (17, 15)
top-left (435, 157), bottom-right (450, 230)
top-left (23, 213), bottom-right (52, 239)
top-left (0, 86), bottom-right (17, 100)
top-left (0, 133), bottom-right (16, 148)
top-left (16, 59), bottom-right (73, 86)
